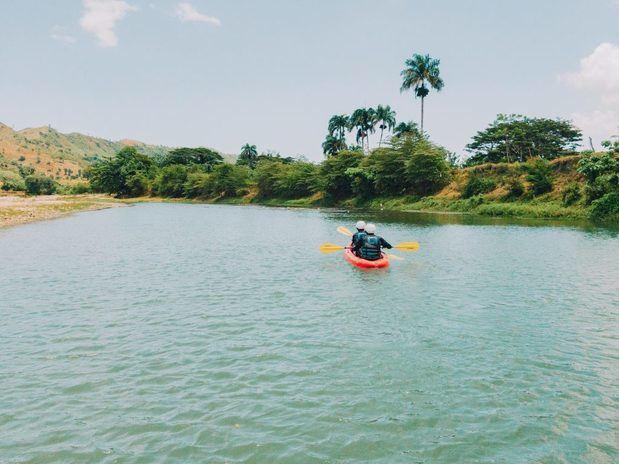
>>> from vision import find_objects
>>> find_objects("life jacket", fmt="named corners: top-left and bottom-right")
top-left (352, 231), bottom-right (366, 246)
top-left (360, 234), bottom-right (381, 260)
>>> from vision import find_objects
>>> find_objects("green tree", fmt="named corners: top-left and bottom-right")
top-left (466, 115), bottom-right (582, 164)
top-left (348, 108), bottom-right (376, 152)
top-left (375, 105), bottom-right (396, 147)
top-left (321, 150), bottom-right (364, 199)
top-left (25, 174), bottom-right (56, 195)
top-left (161, 147), bottom-right (223, 171)
top-left (400, 54), bottom-right (444, 133)
top-left (363, 148), bottom-right (408, 195)
top-left (0, 170), bottom-right (26, 191)
top-left (89, 146), bottom-right (156, 197)
top-left (237, 144), bottom-right (258, 169)
top-left (404, 139), bottom-right (451, 196)
top-left (322, 134), bottom-right (347, 156)
top-left (393, 121), bottom-right (421, 139)
top-left (328, 114), bottom-right (349, 140)
top-left (155, 165), bottom-right (189, 197)
top-left (208, 164), bottom-right (250, 197)
top-left (525, 159), bottom-right (553, 196)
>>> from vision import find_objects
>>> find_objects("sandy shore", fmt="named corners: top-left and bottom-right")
top-left (0, 194), bottom-right (125, 228)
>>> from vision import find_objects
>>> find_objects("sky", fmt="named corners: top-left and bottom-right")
top-left (0, 0), bottom-right (618, 160)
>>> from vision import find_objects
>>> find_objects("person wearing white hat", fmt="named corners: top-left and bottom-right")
top-left (354, 223), bottom-right (392, 260)
top-left (351, 220), bottom-right (367, 255)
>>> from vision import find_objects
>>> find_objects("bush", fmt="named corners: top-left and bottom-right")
top-left (404, 139), bottom-right (451, 196)
top-left (525, 159), bottom-right (553, 195)
top-left (25, 174), bottom-right (56, 195)
top-left (363, 148), bottom-right (408, 196)
top-left (68, 182), bottom-right (92, 194)
top-left (589, 192), bottom-right (619, 220)
top-left (89, 147), bottom-right (156, 197)
top-left (561, 182), bottom-right (581, 206)
top-left (321, 150), bottom-right (363, 200)
top-left (584, 174), bottom-right (619, 204)
top-left (207, 164), bottom-right (250, 197)
top-left (0, 170), bottom-right (26, 191)
top-left (184, 171), bottom-right (210, 198)
top-left (461, 175), bottom-right (496, 198)
top-left (346, 167), bottom-right (375, 200)
top-left (505, 179), bottom-right (525, 199)
top-left (155, 164), bottom-right (189, 197)
top-left (577, 152), bottom-right (618, 183)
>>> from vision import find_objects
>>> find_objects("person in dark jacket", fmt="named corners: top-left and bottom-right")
top-left (354, 223), bottom-right (392, 260)
top-left (351, 220), bottom-right (367, 254)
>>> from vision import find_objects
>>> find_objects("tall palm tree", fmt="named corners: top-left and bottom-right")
top-left (328, 114), bottom-right (349, 140)
top-left (375, 105), bottom-right (396, 147)
top-left (400, 54), bottom-right (444, 133)
top-left (322, 134), bottom-right (346, 156)
top-left (237, 143), bottom-right (258, 168)
top-left (393, 121), bottom-right (420, 138)
top-left (348, 108), bottom-right (376, 152)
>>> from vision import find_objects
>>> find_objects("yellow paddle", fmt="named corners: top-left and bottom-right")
top-left (320, 242), bottom-right (417, 254)
top-left (335, 225), bottom-right (418, 256)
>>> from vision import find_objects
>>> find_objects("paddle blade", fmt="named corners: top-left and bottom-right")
top-left (337, 226), bottom-right (353, 237)
top-left (319, 243), bottom-right (345, 254)
top-left (393, 241), bottom-right (420, 252)
top-left (385, 253), bottom-right (404, 261)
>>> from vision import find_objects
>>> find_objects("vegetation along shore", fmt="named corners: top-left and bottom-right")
top-left (1, 53), bottom-right (618, 225)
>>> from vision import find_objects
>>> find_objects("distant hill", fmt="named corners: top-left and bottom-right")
top-left (0, 122), bottom-right (171, 181)
top-left (0, 122), bottom-right (235, 182)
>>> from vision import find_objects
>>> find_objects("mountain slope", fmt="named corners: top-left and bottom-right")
top-left (0, 122), bottom-right (170, 180)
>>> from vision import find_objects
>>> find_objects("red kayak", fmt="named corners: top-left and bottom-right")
top-left (344, 248), bottom-right (389, 269)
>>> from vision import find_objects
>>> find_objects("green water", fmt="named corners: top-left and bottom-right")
top-left (0, 204), bottom-right (617, 463)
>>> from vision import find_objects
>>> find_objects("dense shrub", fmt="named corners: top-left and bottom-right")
top-left (184, 171), bottom-right (210, 198)
top-left (525, 159), bottom-right (553, 195)
top-left (68, 182), bottom-right (92, 194)
top-left (273, 162), bottom-right (319, 198)
top-left (25, 174), bottom-right (56, 195)
top-left (89, 147), bottom-right (156, 197)
top-left (364, 148), bottom-right (408, 195)
top-left (561, 182), bottom-right (581, 206)
top-left (160, 147), bottom-right (223, 171)
top-left (577, 153), bottom-right (618, 183)
top-left (155, 165), bottom-right (189, 197)
top-left (461, 176), bottom-right (496, 198)
top-left (0, 170), bottom-right (26, 191)
top-left (207, 164), bottom-right (250, 197)
top-left (405, 140), bottom-right (451, 196)
top-left (320, 150), bottom-right (363, 200)
top-left (505, 179), bottom-right (525, 199)
top-left (345, 167), bottom-right (375, 199)
top-left (589, 192), bottom-right (619, 220)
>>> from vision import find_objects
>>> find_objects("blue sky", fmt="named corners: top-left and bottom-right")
top-left (1, 0), bottom-right (617, 160)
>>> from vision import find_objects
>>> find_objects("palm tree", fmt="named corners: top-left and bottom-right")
top-left (400, 54), bottom-right (444, 133)
top-left (375, 105), bottom-right (396, 147)
top-left (322, 134), bottom-right (347, 156)
top-left (348, 108), bottom-right (376, 152)
top-left (237, 143), bottom-right (258, 168)
top-left (393, 121), bottom-right (420, 138)
top-left (328, 115), bottom-right (349, 140)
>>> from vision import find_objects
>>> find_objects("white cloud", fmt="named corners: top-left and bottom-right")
top-left (80, 0), bottom-right (137, 48)
top-left (175, 2), bottom-right (220, 25)
top-left (560, 42), bottom-right (619, 104)
top-left (50, 26), bottom-right (76, 44)
top-left (571, 110), bottom-right (619, 146)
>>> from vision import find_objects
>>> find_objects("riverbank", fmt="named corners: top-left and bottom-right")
top-left (0, 194), bottom-right (124, 228)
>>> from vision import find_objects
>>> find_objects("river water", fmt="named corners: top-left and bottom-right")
top-left (0, 203), bottom-right (617, 463)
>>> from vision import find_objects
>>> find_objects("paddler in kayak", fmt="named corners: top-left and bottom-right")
top-left (351, 221), bottom-right (367, 254)
top-left (354, 223), bottom-right (392, 260)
